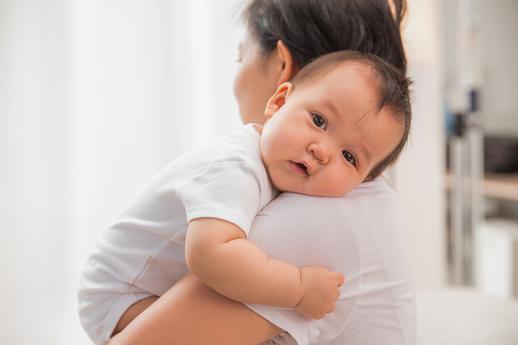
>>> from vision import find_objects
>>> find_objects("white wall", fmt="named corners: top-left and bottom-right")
top-left (0, 1), bottom-right (72, 343)
top-left (0, 1), bottom-right (242, 344)
top-left (394, 0), bottom-right (447, 289)
top-left (479, 0), bottom-right (518, 135)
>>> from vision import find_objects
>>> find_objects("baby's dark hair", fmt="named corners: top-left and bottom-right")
top-left (291, 50), bottom-right (412, 178)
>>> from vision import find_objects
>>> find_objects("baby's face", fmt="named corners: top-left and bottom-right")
top-left (260, 62), bottom-right (403, 197)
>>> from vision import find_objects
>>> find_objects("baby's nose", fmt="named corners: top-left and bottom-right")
top-left (308, 143), bottom-right (329, 164)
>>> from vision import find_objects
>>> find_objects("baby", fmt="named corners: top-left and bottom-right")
top-left (78, 50), bottom-right (411, 345)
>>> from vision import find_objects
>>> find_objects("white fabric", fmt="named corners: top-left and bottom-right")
top-left (247, 177), bottom-right (416, 345)
top-left (78, 124), bottom-right (276, 345)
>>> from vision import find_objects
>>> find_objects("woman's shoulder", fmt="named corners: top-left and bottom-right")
top-left (347, 175), bottom-right (397, 199)
top-left (274, 175), bottom-right (396, 208)
top-left (262, 176), bottom-right (397, 230)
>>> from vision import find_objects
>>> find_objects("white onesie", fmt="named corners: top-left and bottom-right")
top-left (78, 124), bottom-right (276, 345)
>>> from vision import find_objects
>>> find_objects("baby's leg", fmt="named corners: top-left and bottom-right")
top-left (112, 295), bottom-right (158, 336)
top-left (109, 273), bottom-right (283, 345)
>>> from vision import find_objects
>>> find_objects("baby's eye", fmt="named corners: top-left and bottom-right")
top-left (342, 150), bottom-right (357, 167)
top-left (312, 113), bottom-right (326, 129)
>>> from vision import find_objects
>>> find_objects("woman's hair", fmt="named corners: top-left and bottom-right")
top-left (291, 50), bottom-right (412, 178)
top-left (241, 0), bottom-right (407, 74)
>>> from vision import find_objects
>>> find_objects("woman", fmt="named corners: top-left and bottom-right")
top-left (109, 0), bottom-right (414, 344)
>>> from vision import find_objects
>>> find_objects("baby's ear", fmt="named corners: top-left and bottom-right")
top-left (264, 82), bottom-right (293, 119)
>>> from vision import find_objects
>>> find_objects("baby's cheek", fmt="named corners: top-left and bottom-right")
top-left (328, 171), bottom-right (355, 197)
top-left (271, 171), bottom-right (294, 193)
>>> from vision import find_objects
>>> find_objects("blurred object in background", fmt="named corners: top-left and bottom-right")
top-left (484, 135), bottom-right (518, 174)
top-left (443, 0), bottom-right (485, 287)
top-left (443, 0), bottom-right (518, 292)
top-left (440, 0), bottom-right (518, 340)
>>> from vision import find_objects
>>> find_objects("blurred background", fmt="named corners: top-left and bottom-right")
top-left (0, 0), bottom-right (517, 344)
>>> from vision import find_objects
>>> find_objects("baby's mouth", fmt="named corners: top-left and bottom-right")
top-left (288, 161), bottom-right (309, 176)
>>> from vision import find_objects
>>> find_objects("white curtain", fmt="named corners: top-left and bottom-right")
top-left (1, 1), bottom-right (242, 344)
top-left (0, 0), bottom-right (445, 344)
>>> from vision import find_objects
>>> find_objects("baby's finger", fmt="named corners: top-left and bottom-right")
top-left (335, 272), bottom-right (345, 287)
top-left (314, 311), bottom-right (326, 320)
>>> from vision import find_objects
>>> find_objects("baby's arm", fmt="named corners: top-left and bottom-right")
top-left (185, 217), bottom-right (344, 319)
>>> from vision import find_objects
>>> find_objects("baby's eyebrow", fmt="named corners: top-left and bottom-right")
top-left (357, 141), bottom-right (372, 167)
top-left (319, 98), bottom-right (373, 168)
top-left (321, 99), bottom-right (341, 119)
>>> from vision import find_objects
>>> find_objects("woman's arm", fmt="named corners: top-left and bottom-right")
top-left (109, 273), bottom-right (283, 345)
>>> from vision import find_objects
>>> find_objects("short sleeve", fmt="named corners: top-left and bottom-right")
top-left (176, 160), bottom-right (261, 236)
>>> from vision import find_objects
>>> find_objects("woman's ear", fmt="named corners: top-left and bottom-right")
top-left (276, 40), bottom-right (298, 85)
top-left (264, 82), bottom-right (293, 119)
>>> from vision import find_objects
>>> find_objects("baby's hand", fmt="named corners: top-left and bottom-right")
top-left (294, 266), bottom-right (344, 320)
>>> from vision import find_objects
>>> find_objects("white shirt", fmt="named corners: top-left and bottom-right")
top-left (247, 177), bottom-right (416, 345)
top-left (78, 124), bottom-right (276, 345)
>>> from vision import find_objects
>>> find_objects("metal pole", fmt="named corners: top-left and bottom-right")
top-left (450, 133), bottom-right (465, 284)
